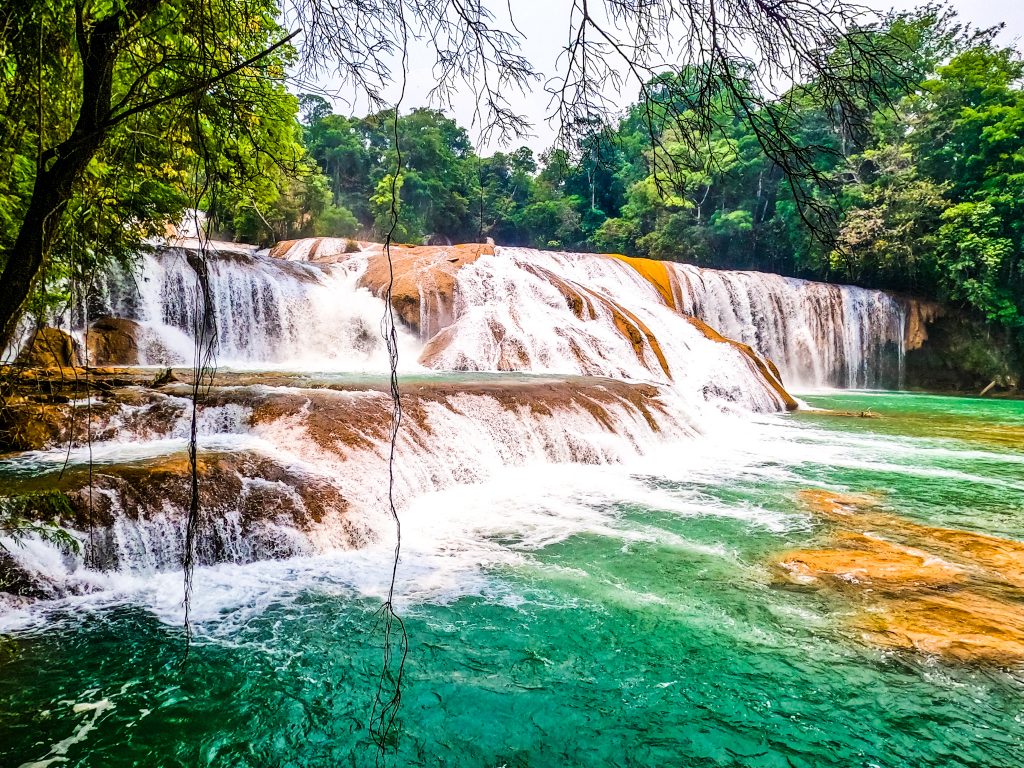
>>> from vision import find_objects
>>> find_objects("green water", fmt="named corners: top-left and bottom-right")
top-left (2, 392), bottom-right (1023, 767)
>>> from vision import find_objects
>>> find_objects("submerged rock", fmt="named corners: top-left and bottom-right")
top-left (776, 489), bottom-right (1024, 666)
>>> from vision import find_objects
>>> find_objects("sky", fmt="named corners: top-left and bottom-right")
top-left (298, 0), bottom-right (1024, 154)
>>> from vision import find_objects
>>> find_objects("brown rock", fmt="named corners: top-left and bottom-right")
top-left (86, 317), bottom-right (140, 365)
top-left (16, 327), bottom-right (79, 368)
top-left (777, 532), bottom-right (963, 590)
top-left (358, 243), bottom-right (492, 337)
top-left (903, 299), bottom-right (944, 351)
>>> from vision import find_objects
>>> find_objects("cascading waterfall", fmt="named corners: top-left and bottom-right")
top-left (0, 375), bottom-right (710, 594)
top-left (79, 239), bottom-right (907, 389)
top-left (668, 263), bottom-right (907, 388)
top-left (82, 244), bottom-right (419, 369)
top-left (3, 236), bottom-right (913, 596)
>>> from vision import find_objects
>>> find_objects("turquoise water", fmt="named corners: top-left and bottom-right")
top-left (2, 392), bottom-right (1023, 767)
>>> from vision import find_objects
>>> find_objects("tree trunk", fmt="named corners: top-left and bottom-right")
top-left (0, 1), bottom-right (158, 352)
top-left (0, 134), bottom-right (109, 350)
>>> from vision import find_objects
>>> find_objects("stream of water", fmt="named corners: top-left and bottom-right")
top-left (2, 391), bottom-right (1022, 767)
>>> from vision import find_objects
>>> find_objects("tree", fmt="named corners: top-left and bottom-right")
top-left (0, 0), bottom-right (298, 350)
top-left (832, 143), bottom-right (950, 287)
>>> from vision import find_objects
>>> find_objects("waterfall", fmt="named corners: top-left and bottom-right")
top-left (0, 375), bottom-right (713, 595)
top-left (668, 264), bottom-right (907, 388)
top-left (2, 236), bottom-right (914, 596)
top-left (83, 244), bottom-right (420, 369)
top-left (80, 239), bottom-right (907, 389)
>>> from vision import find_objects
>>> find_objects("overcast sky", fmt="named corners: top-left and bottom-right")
top-left (299, 0), bottom-right (1024, 154)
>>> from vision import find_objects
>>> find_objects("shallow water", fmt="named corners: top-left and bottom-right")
top-left (2, 392), bottom-right (1023, 767)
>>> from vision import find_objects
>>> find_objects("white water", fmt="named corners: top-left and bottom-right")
top-left (668, 264), bottom-right (907, 388)
top-left (416, 248), bottom-right (786, 410)
top-left (84, 244), bottom-right (421, 370)
top-left (1, 237), bottom-right (909, 603)
top-left (0, 377), bottom-right (716, 597)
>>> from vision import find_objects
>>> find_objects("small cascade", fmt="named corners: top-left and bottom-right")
top-left (419, 247), bottom-right (789, 411)
top-left (668, 264), bottom-right (907, 388)
top-left (0, 375), bottom-right (703, 594)
top-left (83, 244), bottom-right (419, 369)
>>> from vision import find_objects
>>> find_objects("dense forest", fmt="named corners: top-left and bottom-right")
top-left (2, 4), bottom-right (1022, 352)
top-left (231, 7), bottom-right (1024, 350)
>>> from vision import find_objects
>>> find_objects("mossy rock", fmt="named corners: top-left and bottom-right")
top-left (16, 327), bottom-right (79, 368)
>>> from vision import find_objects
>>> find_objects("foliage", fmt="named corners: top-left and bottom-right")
top-left (0, 0), bottom-right (326, 335)
top-left (4, 2), bottom-right (1023, 351)
top-left (0, 491), bottom-right (80, 555)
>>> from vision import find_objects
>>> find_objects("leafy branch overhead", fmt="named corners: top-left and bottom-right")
top-left (2, 1), bottom-right (1023, 352)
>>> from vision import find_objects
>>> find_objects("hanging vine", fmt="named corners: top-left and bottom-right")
top-left (369, 16), bottom-right (410, 759)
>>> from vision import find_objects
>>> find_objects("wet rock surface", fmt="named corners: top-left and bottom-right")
top-left (86, 317), bottom-right (142, 366)
top-left (775, 489), bottom-right (1024, 665)
top-left (357, 242), bottom-right (492, 337)
top-left (0, 366), bottom-right (682, 594)
top-left (15, 327), bottom-right (79, 368)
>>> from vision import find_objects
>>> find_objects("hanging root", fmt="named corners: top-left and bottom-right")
top-left (370, 25), bottom-right (410, 759)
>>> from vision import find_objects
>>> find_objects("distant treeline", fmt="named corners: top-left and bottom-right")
top-left (222, 7), bottom-right (1023, 339)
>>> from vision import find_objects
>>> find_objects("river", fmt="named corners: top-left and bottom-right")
top-left (2, 390), bottom-right (1022, 767)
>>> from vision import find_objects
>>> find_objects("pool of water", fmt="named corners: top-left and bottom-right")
top-left (2, 392), bottom-right (1023, 767)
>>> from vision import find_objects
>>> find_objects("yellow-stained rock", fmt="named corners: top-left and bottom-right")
top-left (778, 531), bottom-right (964, 589)
top-left (857, 591), bottom-right (1024, 664)
top-left (780, 488), bottom-right (1024, 665)
top-left (605, 253), bottom-right (680, 309)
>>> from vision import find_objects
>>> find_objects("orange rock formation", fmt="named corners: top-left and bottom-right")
top-left (357, 243), bottom-right (493, 337)
top-left (776, 489), bottom-right (1024, 665)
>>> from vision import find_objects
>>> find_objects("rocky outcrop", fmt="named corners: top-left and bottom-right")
top-left (16, 327), bottom-right (79, 368)
top-left (904, 311), bottom-right (1022, 394)
top-left (358, 243), bottom-right (492, 337)
top-left (271, 238), bottom-right (494, 338)
top-left (0, 367), bottom-right (175, 452)
top-left (902, 299), bottom-right (943, 351)
top-left (86, 317), bottom-right (141, 365)
top-left (774, 489), bottom-right (1024, 664)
